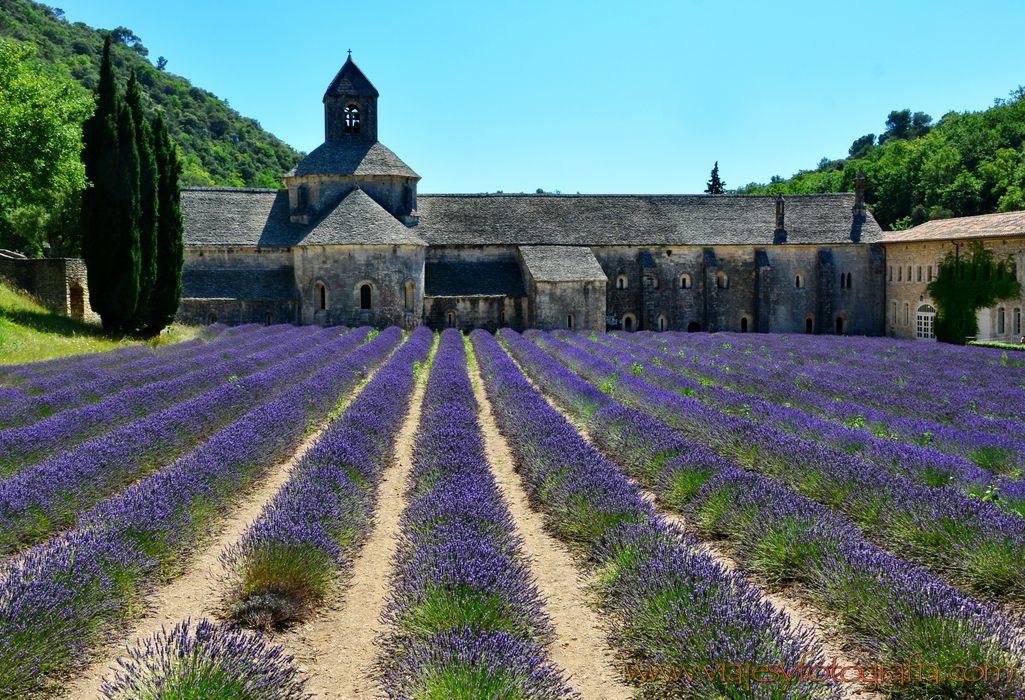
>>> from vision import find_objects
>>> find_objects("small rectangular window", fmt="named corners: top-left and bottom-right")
top-left (904, 303), bottom-right (910, 325)
top-left (1015, 308), bottom-right (1022, 335)
top-left (998, 308), bottom-right (1006, 335)
top-left (917, 266), bottom-right (922, 282)
top-left (907, 265), bottom-right (912, 283)
top-left (928, 265), bottom-right (933, 282)
top-left (898, 267), bottom-right (903, 282)
top-left (889, 266), bottom-right (893, 282)
top-left (890, 301), bottom-right (897, 324)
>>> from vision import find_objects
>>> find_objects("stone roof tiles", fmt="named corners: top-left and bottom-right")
top-left (182, 267), bottom-right (298, 301)
top-left (414, 193), bottom-right (882, 246)
top-left (518, 246), bottom-right (607, 282)
top-left (290, 141), bottom-right (418, 178)
top-left (882, 211), bottom-right (1025, 243)
top-left (298, 188), bottom-right (425, 246)
top-left (323, 56), bottom-right (379, 99)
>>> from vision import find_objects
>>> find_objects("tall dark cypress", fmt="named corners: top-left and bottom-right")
top-left (126, 71), bottom-right (158, 331)
top-left (82, 36), bottom-right (140, 333)
top-left (147, 114), bottom-right (184, 333)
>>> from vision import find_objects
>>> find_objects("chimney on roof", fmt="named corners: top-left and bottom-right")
top-left (853, 172), bottom-right (867, 218)
top-left (773, 195), bottom-right (787, 244)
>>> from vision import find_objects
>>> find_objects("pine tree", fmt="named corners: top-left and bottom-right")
top-left (146, 114), bottom-right (184, 334)
top-left (81, 36), bottom-right (141, 334)
top-left (126, 71), bottom-right (158, 331)
top-left (705, 161), bottom-right (726, 194)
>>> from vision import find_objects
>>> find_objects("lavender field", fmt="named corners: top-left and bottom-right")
top-left (1, 325), bottom-right (1023, 699)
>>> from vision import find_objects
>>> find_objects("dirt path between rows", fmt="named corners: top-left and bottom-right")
top-left (278, 354), bottom-right (431, 699)
top-left (470, 353), bottom-right (633, 699)
top-left (64, 424), bottom-right (330, 699)
top-left (504, 341), bottom-right (881, 700)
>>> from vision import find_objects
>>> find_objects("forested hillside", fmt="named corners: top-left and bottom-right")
top-left (0, 0), bottom-right (301, 189)
top-left (738, 91), bottom-right (1025, 230)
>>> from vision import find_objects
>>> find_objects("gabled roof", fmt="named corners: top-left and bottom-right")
top-left (415, 193), bottom-right (882, 246)
top-left (289, 141), bottom-right (419, 179)
top-left (181, 188), bottom-right (296, 248)
top-left (519, 246), bottom-right (607, 283)
top-left (323, 55), bottom-right (378, 99)
top-left (298, 188), bottom-right (425, 246)
top-left (882, 210), bottom-right (1025, 243)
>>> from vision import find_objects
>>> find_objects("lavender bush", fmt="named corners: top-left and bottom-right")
top-left (99, 619), bottom-right (310, 700)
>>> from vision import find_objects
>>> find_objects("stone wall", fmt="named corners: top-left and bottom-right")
top-left (0, 255), bottom-right (96, 321)
top-left (529, 280), bottom-right (606, 331)
top-left (883, 237), bottom-right (1025, 341)
top-left (177, 299), bottom-right (298, 326)
top-left (423, 295), bottom-right (527, 331)
top-left (286, 174), bottom-right (416, 221)
top-left (593, 244), bottom-right (884, 335)
top-left (293, 243), bottom-right (424, 329)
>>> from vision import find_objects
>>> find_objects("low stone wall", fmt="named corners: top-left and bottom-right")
top-left (0, 255), bottom-right (96, 321)
top-left (177, 299), bottom-right (299, 326)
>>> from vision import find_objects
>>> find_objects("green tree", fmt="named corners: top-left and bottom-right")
top-left (147, 114), bottom-right (184, 334)
top-left (81, 36), bottom-right (141, 333)
top-left (0, 39), bottom-right (89, 256)
top-left (849, 134), bottom-right (876, 159)
top-left (126, 70), bottom-right (158, 328)
top-left (705, 161), bottom-right (726, 194)
top-left (927, 242), bottom-right (1022, 343)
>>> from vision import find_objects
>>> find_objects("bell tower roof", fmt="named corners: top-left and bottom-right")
top-left (323, 53), bottom-right (379, 100)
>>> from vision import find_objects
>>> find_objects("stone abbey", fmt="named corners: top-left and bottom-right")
top-left (177, 56), bottom-right (890, 335)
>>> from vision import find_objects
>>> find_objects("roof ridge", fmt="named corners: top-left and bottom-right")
top-left (182, 186), bottom-right (281, 193)
top-left (415, 192), bottom-right (856, 199)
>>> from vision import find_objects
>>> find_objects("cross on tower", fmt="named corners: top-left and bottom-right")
top-left (347, 49), bottom-right (352, 57)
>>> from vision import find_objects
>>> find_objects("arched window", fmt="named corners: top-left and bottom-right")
top-left (404, 280), bottom-right (415, 312)
top-left (903, 302), bottom-right (910, 325)
top-left (889, 266), bottom-right (893, 282)
top-left (208, 312), bottom-right (217, 324)
top-left (716, 271), bottom-right (729, 289)
top-left (835, 316), bottom-right (845, 335)
top-left (499, 309), bottom-right (507, 326)
top-left (680, 273), bottom-right (692, 289)
top-left (657, 315), bottom-right (667, 332)
top-left (567, 313), bottom-right (575, 330)
top-left (846, 272), bottom-right (853, 290)
top-left (315, 282), bottom-right (327, 311)
top-left (616, 274), bottom-right (628, 290)
top-left (906, 265), bottom-right (912, 283)
top-left (998, 307), bottom-right (1006, 335)
top-left (897, 266), bottom-right (902, 282)
top-left (622, 313), bottom-right (636, 332)
top-left (805, 317), bottom-right (814, 334)
top-left (360, 284), bottom-right (372, 310)
top-left (1014, 307), bottom-right (1022, 335)
top-left (740, 317), bottom-right (749, 333)
top-left (916, 266), bottom-right (923, 283)
top-left (916, 304), bottom-right (936, 340)
top-left (343, 104), bottom-right (361, 134)
top-left (927, 266), bottom-right (933, 282)
top-left (446, 310), bottom-right (456, 327)
top-left (795, 273), bottom-right (805, 289)
top-left (265, 312), bottom-right (273, 326)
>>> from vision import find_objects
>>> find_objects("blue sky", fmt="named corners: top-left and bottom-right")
top-left (55, 0), bottom-right (1025, 194)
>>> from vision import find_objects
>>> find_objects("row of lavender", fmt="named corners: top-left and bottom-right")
top-left (378, 329), bottom-right (572, 697)
top-left (541, 329), bottom-right (1025, 602)
top-left (596, 331), bottom-right (1025, 516)
top-left (472, 330), bottom-right (838, 699)
top-left (0, 324), bottom-right (320, 474)
top-left (504, 330), bottom-right (1025, 699)
top-left (0, 325), bottom-right (364, 555)
top-left (662, 331), bottom-right (1025, 425)
top-left (220, 325), bottom-right (434, 629)
top-left (0, 323), bottom-right (287, 429)
top-left (0, 328), bottom-right (400, 697)
top-left (625, 330), bottom-right (1025, 475)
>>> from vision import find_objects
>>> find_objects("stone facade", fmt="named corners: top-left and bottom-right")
top-left (882, 229), bottom-right (1025, 342)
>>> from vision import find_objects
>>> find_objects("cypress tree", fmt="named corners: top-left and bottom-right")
top-left (82, 36), bottom-right (140, 334)
top-left (705, 161), bottom-right (726, 195)
top-left (126, 71), bottom-right (158, 331)
top-left (146, 114), bottom-right (184, 334)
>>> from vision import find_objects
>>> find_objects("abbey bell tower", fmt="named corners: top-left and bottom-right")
top-left (324, 53), bottom-right (378, 143)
